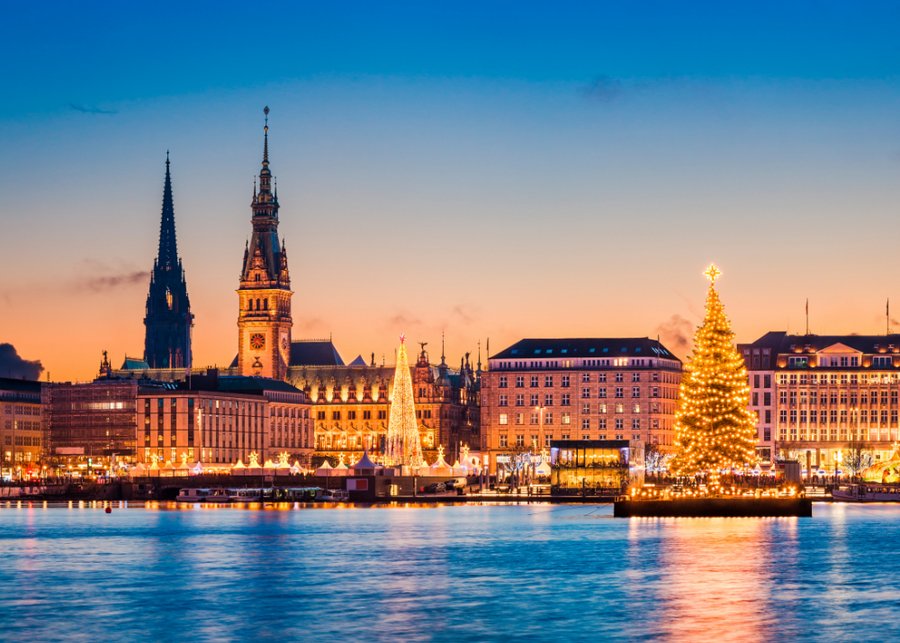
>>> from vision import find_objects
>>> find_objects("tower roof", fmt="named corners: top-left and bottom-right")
top-left (157, 152), bottom-right (178, 271)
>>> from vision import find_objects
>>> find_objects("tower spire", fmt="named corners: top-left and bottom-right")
top-left (157, 152), bottom-right (178, 270)
top-left (263, 105), bottom-right (270, 166)
top-left (144, 153), bottom-right (193, 369)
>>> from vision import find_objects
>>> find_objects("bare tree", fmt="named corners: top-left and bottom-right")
top-left (843, 442), bottom-right (874, 482)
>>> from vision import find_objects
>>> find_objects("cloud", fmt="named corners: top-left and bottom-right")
top-left (580, 75), bottom-right (623, 102)
top-left (451, 305), bottom-right (477, 325)
top-left (69, 103), bottom-right (118, 115)
top-left (386, 312), bottom-right (422, 330)
top-left (0, 343), bottom-right (43, 380)
top-left (655, 314), bottom-right (694, 356)
top-left (80, 271), bottom-right (149, 292)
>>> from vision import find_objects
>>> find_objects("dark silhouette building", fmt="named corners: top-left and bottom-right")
top-left (143, 154), bottom-right (193, 369)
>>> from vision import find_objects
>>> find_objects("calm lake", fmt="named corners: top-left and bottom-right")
top-left (1, 502), bottom-right (898, 642)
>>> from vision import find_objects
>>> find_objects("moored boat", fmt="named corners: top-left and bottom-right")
top-left (176, 488), bottom-right (214, 503)
top-left (832, 484), bottom-right (900, 502)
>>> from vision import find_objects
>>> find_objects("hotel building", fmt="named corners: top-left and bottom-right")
top-left (740, 331), bottom-right (900, 471)
top-left (0, 377), bottom-right (45, 479)
top-left (135, 370), bottom-right (312, 468)
top-left (481, 338), bottom-right (681, 473)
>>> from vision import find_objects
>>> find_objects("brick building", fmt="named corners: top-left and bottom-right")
top-left (481, 338), bottom-right (681, 474)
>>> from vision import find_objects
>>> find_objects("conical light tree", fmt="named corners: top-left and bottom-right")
top-left (384, 335), bottom-right (425, 468)
top-left (672, 264), bottom-right (758, 486)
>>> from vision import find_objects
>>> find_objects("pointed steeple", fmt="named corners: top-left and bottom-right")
top-left (157, 151), bottom-right (178, 271)
top-left (144, 152), bottom-right (193, 370)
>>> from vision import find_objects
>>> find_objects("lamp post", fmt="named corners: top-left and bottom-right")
top-left (835, 448), bottom-right (843, 485)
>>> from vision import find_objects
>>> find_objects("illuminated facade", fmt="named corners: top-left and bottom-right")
top-left (482, 338), bottom-right (681, 473)
top-left (236, 107), bottom-right (292, 380)
top-left (47, 377), bottom-right (143, 475)
top-left (740, 331), bottom-right (900, 471)
top-left (286, 341), bottom-right (479, 465)
top-left (135, 371), bottom-right (312, 468)
top-left (143, 154), bottom-right (193, 369)
top-left (0, 377), bottom-right (44, 478)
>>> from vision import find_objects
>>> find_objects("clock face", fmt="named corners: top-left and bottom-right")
top-left (250, 333), bottom-right (266, 350)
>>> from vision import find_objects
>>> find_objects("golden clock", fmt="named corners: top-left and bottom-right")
top-left (250, 333), bottom-right (266, 350)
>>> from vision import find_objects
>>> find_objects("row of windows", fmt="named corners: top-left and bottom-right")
top-left (4, 435), bottom-right (41, 446)
top-left (3, 420), bottom-right (42, 431)
top-left (778, 390), bottom-right (898, 406)
top-left (2, 405), bottom-right (41, 416)
top-left (498, 372), bottom-right (663, 388)
top-left (498, 387), bottom-right (668, 407)
top-left (776, 373), bottom-right (900, 385)
top-left (779, 408), bottom-right (899, 424)
top-left (497, 413), bottom-right (660, 430)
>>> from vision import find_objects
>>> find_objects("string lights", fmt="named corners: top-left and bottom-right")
top-left (384, 335), bottom-right (425, 468)
top-left (672, 264), bottom-right (758, 488)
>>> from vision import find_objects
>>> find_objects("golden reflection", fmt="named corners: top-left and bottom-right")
top-left (655, 517), bottom-right (785, 642)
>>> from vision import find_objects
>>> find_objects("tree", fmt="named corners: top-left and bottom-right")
top-left (843, 442), bottom-right (873, 481)
top-left (384, 335), bottom-right (425, 469)
top-left (671, 265), bottom-right (758, 488)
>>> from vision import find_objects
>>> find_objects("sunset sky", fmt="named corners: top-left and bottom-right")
top-left (2, 2), bottom-right (900, 381)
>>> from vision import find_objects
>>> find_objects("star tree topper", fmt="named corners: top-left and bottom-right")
top-left (703, 263), bottom-right (722, 284)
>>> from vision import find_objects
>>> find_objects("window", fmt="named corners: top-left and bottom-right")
top-left (582, 403), bottom-right (590, 414)
top-left (530, 394), bottom-right (539, 406)
top-left (599, 418), bottom-right (607, 429)
top-left (348, 410), bottom-right (357, 420)
top-left (561, 393), bottom-right (570, 406)
top-left (632, 373), bottom-right (640, 382)
top-left (515, 394), bottom-right (524, 407)
top-left (317, 410), bottom-right (326, 420)
top-left (499, 413), bottom-right (508, 425)
top-left (499, 434), bottom-right (508, 448)
top-left (544, 394), bottom-right (553, 406)
top-left (378, 410), bottom-right (387, 420)
top-left (615, 387), bottom-right (624, 398)
top-left (515, 413), bottom-right (524, 425)
top-left (615, 373), bottom-right (623, 383)
top-left (544, 376), bottom-right (554, 387)
top-left (363, 410), bottom-right (371, 420)
top-left (632, 418), bottom-right (640, 430)
top-left (545, 412), bottom-right (554, 425)
top-left (498, 395), bottom-right (508, 407)
top-left (515, 376), bottom-right (525, 388)
top-left (615, 419), bottom-right (624, 430)
top-left (581, 373), bottom-right (591, 383)
top-left (561, 375), bottom-right (570, 388)
top-left (332, 411), bottom-right (341, 420)
top-left (632, 386), bottom-right (640, 398)
top-left (598, 373), bottom-right (607, 383)
top-left (562, 412), bottom-right (571, 425)
top-left (581, 387), bottom-right (591, 399)
top-left (515, 434), bottom-right (525, 447)
top-left (581, 418), bottom-right (590, 430)
top-left (498, 376), bottom-right (508, 388)
top-left (598, 387), bottom-right (607, 398)
top-left (633, 404), bottom-right (641, 413)
top-left (530, 375), bottom-right (539, 387)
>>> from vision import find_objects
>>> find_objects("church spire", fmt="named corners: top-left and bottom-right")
top-left (144, 153), bottom-right (193, 369)
top-left (157, 151), bottom-right (178, 271)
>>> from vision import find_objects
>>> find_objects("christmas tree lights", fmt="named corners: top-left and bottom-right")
top-left (385, 335), bottom-right (425, 468)
top-left (672, 264), bottom-right (758, 488)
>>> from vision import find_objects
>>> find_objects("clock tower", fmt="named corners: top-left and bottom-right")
top-left (237, 107), bottom-right (292, 380)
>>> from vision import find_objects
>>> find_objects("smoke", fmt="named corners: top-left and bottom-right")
top-left (0, 343), bottom-right (44, 380)
top-left (81, 270), bottom-right (149, 292)
top-left (655, 314), bottom-right (694, 356)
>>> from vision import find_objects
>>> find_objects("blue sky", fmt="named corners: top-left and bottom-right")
top-left (2, 2), bottom-right (900, 379)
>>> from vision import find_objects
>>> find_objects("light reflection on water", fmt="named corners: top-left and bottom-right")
top-left (1, 503), bottom-right (899, 642)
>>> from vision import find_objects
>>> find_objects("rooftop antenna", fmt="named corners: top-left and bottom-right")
top-left (805, 298), bottom-right (809, 336)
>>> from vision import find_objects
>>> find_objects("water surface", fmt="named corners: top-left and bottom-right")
top-left (0, 502), bottom-right (897, 642)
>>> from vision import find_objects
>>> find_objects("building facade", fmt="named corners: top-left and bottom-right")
top-left (135, 371), bottom-right (312, 468)
top-left (47, 376), bottom-right (144, 476)
top-left (286, 342), bottom-right (479, 465)
top-left (144, 154), bottom-right (193, 369)
top-left (741, 331), bottom-right (900, 472)
top-left (481, 338), bottom-right (681, 474)
top-left (0, 377), bottom-right (45, 479)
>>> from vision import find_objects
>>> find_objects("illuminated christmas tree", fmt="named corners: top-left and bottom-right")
top-left (672, 264), bottom-right (758, 487)
top-left (384, 335), bottom-right (424, 469)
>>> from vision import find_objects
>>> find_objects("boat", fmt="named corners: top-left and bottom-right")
top-left (832, 484), bottom-right (900, 502)
top-left (229, 488), bottom-right (265, 502)
top-left (204, 488), bottom-right (232, 503)
top-left (316, 488), bottom-right (349, 502)
top-left (272, 487), bottom-right (321, 501)
top-left (176, 488), bottom-right (215, 503)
